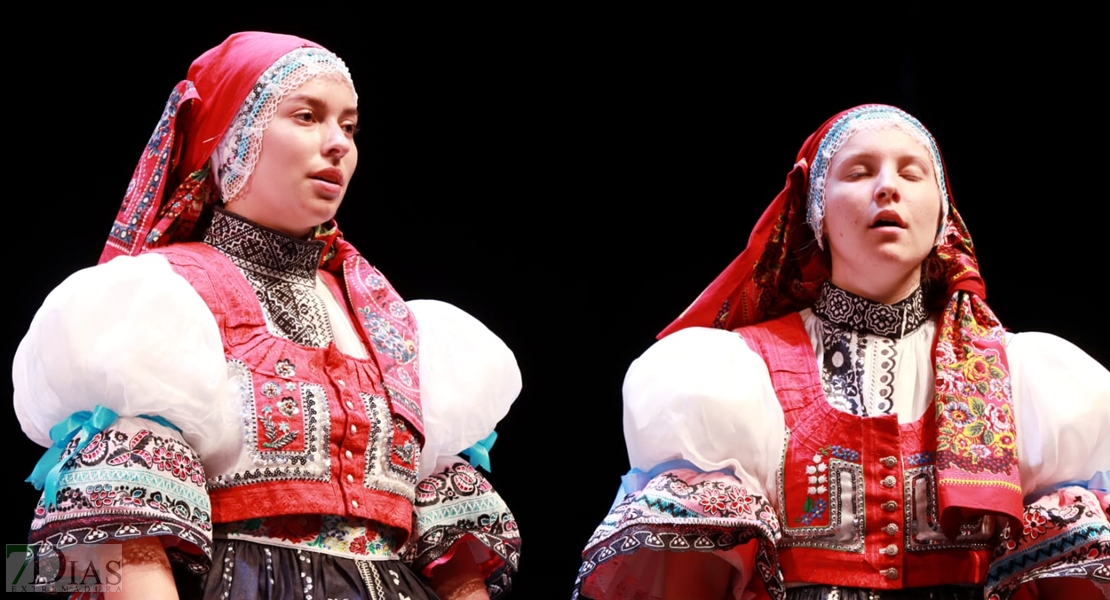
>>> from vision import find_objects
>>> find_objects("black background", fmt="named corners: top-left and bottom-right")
top-left (7, 15), bottom-right (1105, 598)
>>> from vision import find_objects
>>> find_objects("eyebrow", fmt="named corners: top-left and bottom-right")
top-left (285, 93), bottom-right (359, 119)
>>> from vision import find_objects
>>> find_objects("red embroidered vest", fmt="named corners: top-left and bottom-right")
top-left (738, 313), bottom-right (996, 590)
top-left (154, 243), bottom-right (423, 542)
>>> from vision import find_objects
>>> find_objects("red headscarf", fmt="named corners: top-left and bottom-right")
top-left (662, 105), bottom-right (1021, 535)
top-left (100, 32), bottom-right (323, 262)
top-left (97, 32), bottom-right (425, 438)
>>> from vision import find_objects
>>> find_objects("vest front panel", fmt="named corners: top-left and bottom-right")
top-left (739, 314), bottom-right (996, 590)
top-left (155, 243), bottom-right (423, 541)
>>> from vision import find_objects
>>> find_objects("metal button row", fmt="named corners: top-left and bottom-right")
top-left (883, 523), bottom-right (898, 535)
top-left (879, 544), bottom-right (898, 557)
top-left (879, 456), bottom-right (898, 468)
top-left (882, 501), bottom-right (898, 512)
top-left (881, 567), bottom-right (899, 580)
top-left (880, 475), bottom-right (897, 488)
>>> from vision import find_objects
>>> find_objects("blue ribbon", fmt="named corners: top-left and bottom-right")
top-left (460, 431), bottom-right (498, 472)
top-left (612, 459), bottom-right (740, 512)
top-left (25, 408), bottom-right (182, 508)
top-left (1026, 469), bottom-right (1110, 502)
top-left (27, 406), bottom-right (120, 507)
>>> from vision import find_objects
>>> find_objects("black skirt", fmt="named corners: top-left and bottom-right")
top-left (177, 539), bottom-right (440, 600)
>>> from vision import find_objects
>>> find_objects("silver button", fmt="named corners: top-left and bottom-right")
top-left (351, 500), bottom-right (359, 509)
top-left (338, 379), bottom-right (346, 387)
top-left (345, 400), bottom-right (355, 410)
top-left (881, 567), bottom-right (899, 580)
top-left (350, 425), bottom-right (357, 434)
top-left (882, 501), bottom-right (898, 512)
top-left (884, 523), bottom-right (898, 535)
top-left (880, 476), bottom-right (897, 488)
top-left (879, 456), bottom-right (898, 468)
top-left (346, 474), bottom-right (355, 483)
top-left (880, 544), bottom-right (898, 556)
top-left (345, 450), bottom-right (353, 460)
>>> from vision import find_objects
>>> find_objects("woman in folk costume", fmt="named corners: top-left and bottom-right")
top-left (574, 105), bottom-right (1109, 599)
top-left (15, 32), bottom-right (521, 600)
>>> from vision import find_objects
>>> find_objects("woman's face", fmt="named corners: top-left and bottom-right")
top-left (225, 76), bottom-right (359, 237)
top-left (822, 127), bottom-right (942, 301)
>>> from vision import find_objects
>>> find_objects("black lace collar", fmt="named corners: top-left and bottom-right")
top-left (203, 208), bottom-right (324, 285)
top-left (811, 281), bottom-right (929, 339)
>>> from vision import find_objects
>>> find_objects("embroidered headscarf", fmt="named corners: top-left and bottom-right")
top-left (661, 104), bottom-right (1021, 535)
top-left (97, 32), bottom-right (424, 437)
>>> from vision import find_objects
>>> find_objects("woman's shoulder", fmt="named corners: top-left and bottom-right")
top-left (623, 326), bottom-right (785, 486)
top-left (625, 326), bottom-right (778, 401)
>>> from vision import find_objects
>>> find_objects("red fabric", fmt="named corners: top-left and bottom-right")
top-left (101, 32), bottom-right (319, 263)
top-left (739, 315), bottom-right (994, 589)
top-left (154, 243), bottom-right (420, 541)
top-left (660, 104), bottom-right (1022, 536)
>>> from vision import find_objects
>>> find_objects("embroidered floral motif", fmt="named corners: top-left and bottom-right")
top-left (275, 358), bottom-right (296, 379)
top-left (935, 351), bottom-right (1015, 474)
top-left (30, 424), bottom-right (213, 565)
top-left (575, 468), bottom-right (783, 600)
top-left (794, 450), bottom-right (837, 525)
top-left (261, 381), bottom-right (280, 398)
top-left (277, 396), bottom-right (300, 417)
top-left (986, 486), bottom-right (1110, 598)
top-left (359, 309), bottom-right (417, 362)
top-left (220, 514), bottom-right (405, 560)
top-left (405, 461), bottom-right (521, 593)
top-left (258, 406), bottom-right (298, 449)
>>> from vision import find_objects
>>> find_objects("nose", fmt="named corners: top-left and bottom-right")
top-left (322, 121), bottom-right (353, 160)
top-left (874, 167), bottom-right (900, 203)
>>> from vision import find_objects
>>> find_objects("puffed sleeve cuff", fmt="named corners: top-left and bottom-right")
top-left (407, 300), bottom-right (522, 480)
top-left (29, 416), bottom-right (213, 572)
top-left (403, 458), bottom-right (520, 599)
top-left (574, 467), bottom-right (784, 600)
top-left (623, 327), bottom-right (785, 498)
top-left (985, 482), bottom-right (1110, 599)
top-left (13, 253), bottom-right (242, 474)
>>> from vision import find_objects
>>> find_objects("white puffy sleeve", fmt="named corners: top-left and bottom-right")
top-left (577, 327), bottom-right (786, 600)
top-left (623, 326), bottom-right (785, 497)
top-left (14, 253), bottom-right (241, 466)
top-left (403, 299), bottom-right (522, 594)
top-left (13, 253), bottom-right (242, 566)
top-left (1009, 331), bottom-right (1110, 493)
top-left (408, 299), bottom-right (521, 478)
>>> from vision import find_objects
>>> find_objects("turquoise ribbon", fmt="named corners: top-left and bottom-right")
top-left (27, 405), bottom-right (120, 507)
top-left (460, 431), bottom-right (498, 472)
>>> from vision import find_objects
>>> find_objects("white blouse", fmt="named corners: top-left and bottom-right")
top-left (13, 252), bottom-right (521, 480)
top-left (622, 310), bottom-right (1110, 501)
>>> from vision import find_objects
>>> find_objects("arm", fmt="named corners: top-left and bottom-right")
top-left (405, 300), bottom-right (522, 596)
top-left (16, 254), bottom-right (238, 588)
top-left (986, 332), bottom-right (1110, 599)
top-left (576, 328), bottom-right (786, 600)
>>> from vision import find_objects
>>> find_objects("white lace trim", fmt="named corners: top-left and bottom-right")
top-left (212, 47), bottom-right (356, 203)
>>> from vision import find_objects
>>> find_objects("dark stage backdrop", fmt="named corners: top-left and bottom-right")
top-left (7, 17), bottom-right (1105, 598)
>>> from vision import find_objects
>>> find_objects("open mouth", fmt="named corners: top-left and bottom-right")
top-left (870, 212), bottom-right (906, 228)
